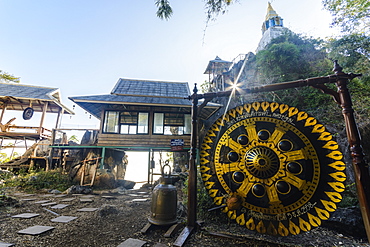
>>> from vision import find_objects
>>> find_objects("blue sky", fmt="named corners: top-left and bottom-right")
top-left (1, 0), bottom-right (340, 129)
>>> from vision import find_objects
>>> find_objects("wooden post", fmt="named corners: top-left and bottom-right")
top-left (45, 156), bottom-right (50, 171)
top-left (0, 104), bottom-right (6, 124)
top-left (55, 108), bottom-right (64, 129)
top-left (39, 101), bottom-right (48, 134)
top-left (80, 159), bottom-right (86, 186)
top-left (188, 84), bottom-right (198, 227)
top-left (174, 84), bottom-right (198, 247)
top-left (10, 140), bottom-right (16, 160)
top-left (90, 158), bottom-right (100, 186)
top-left (334, 61), bottom-right (370, 241)
top-left (147, 149), bottom-right (151, 184)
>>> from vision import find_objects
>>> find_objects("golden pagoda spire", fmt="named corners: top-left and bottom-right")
top-left (265, 2), bottom-right (279, 21)
top-left (257, 2), bottom-right (287, 51)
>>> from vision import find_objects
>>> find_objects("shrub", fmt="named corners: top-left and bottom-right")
top-left (1, 170), bottom-right (72, 193)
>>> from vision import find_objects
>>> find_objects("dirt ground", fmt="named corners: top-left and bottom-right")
top-left (0, 186), bottom-right (369, 247)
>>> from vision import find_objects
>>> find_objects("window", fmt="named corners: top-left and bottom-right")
top-left (103, 110), bottom-right (189, 135)
top-left (120, 112), bottom-right (138, 134)
top-left (103, 111), bottom-right (148, 134)
top-left (153, 113), bottom-right (164, 134)
top-left (184, 114), bottom-right (191, 134)
top-left (138, 112), bottom-right (149, 133)
top-left (103, 111), bottom-right (119, 133)
top-left (154, 112), bottom-right (191, 135)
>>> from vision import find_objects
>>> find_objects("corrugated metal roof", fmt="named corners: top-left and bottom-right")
top-left (111, 78), bottom-right (190, 98)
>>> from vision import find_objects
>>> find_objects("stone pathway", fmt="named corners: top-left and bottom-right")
top-left (1, 190), bottom-right (152, 247)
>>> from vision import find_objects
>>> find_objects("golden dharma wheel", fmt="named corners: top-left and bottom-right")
top-left (200, 102), bottom-right (346, 236)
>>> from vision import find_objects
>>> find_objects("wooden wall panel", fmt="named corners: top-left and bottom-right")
top-left (97, 133), bottom-right (191, 149)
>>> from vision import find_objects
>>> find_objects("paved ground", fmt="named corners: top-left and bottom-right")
top-left (1, 187), bottom-right (369, 247)
top-left (0, 188), bottom-right (154, 247)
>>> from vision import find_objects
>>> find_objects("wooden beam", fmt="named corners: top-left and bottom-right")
top-left (39, 101), bottom-right (49, 133)
top-left (55, 108), bottom-right (64, 129)
top-left (173, 226), bottom-right (194, 247)
top-left (0, 104), bottom-right (6, 123)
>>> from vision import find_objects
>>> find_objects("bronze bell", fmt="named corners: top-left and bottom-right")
top-left (148, 163), bottom-right (178, 225)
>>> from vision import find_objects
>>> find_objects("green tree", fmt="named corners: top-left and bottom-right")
top-left (322, 0), bottom-right (370, 34)
top-left (326, 34), bottom-right (370, 83)
top-left (256, 31), bottom-right (332, 84)
top-left (325, 33), bottom-right (370, 147)
top-left (255, 31), bottom-right (334, 114)
top-left (256, 42), bottom-right (305, 83)
top-left (0, 70), bottom-right (20, 83)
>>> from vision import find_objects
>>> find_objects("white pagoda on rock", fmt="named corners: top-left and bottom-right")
top-left (256, 2), bottom-right (288, 52)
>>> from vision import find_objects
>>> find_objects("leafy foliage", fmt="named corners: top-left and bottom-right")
top-left (256, 31), bottom-right (332, 84)
top-left (155, 0), bottom-right (173, 20)
top-left (0, 70), bottom-right (20, 83)
top-left (0, 170), bottom-right (14, 183)
top-left (257, 42), bottom-right (305, 82)
top-left (68, 135), bottom-right (80, 143)
top-left (0, 151), bottom-right (20, 164)
top-left (325, 34), bottom-right (370, 84)
top-left (256, 31), bottom-right (370, 132)
top-left (1, 170), bottom-right (72, 193)
top-left (324, 34), bottom-right (370, 153)
top-left (155, 0), bottom-right (234, 21)
top-left (338, 183), bottom-right (358, 207)
top-left (255, 31), bottom-right (336, 118)
top-left (204, 0), bottom-right (234, 22)
top-left (322, 0), bottom-right (370, 34)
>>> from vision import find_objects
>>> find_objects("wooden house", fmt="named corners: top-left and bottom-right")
top-left (69, 78), bottom-right (220, 151)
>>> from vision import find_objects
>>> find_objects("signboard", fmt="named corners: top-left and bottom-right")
top-left (171, 139), bottom-right (184, 151)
